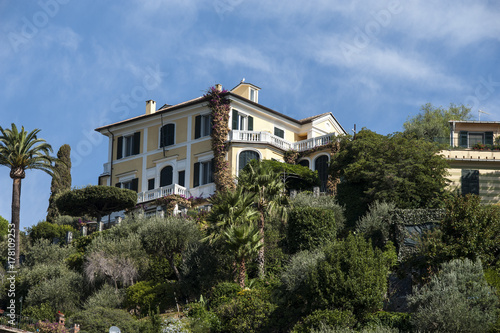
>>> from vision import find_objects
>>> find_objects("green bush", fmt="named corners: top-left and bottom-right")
top-left (0, 215), bottom-right (8, 239)
top-left (24, 238), bottom-right (76, 267)
top-left (208, 282), bottom-right (241, 309)
top-left (287, 206), bottom-right (336, 253)
top-left (408, 258), bottom-right (498, 333)
top-left (298, 234), bottom-right (390, 319)
top-left (84, 283), bottom-right (124, 309)
top-left (212, 288), bottom-right (277, 333)
top-left (356, 201), bottom-right (396, 249)
top-left (363, 311), bottom-right (412, 332)
top-left (70, 306), bottom-right (142, 333)
top-left (28, 221), bottom-right (76, 244)
top-left (125, 280), bottom-right (178, 315)
top-left (291, 309), bottom-right (357, 333)
top-left (22, 302), bottom-right (55, 322)
top-left (291, 192), bottom-right (346, 232)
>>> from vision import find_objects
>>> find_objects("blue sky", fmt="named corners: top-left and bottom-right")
top-left (0, 0), bottom-right (499, 229)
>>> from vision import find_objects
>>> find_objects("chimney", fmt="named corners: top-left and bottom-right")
top-left (146, 100), bottom-right (157, 115)
top-left (215, 84), bottom-right (222, 92)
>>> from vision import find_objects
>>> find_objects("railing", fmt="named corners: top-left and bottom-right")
top-left (229, 130), bottom-right (334, 152)
top-left (292, 134), bottom-right (333, 151)
top-left (440, 149), bottom-right (500, 161)
top-left (137, 184), bottom-right (190, 203)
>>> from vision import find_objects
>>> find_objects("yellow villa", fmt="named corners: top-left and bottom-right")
top-left (441, 120), bottom-right (500, 203)
top-left (95, 81), bottom-right (347, 220)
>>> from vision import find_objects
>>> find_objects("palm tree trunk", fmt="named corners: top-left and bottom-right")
top-left (257, 207), bottom-right (265, 278)
top-left (11, 178), bottom-right (21, 267)
top-left (238, 258), bottom-right (246, 288)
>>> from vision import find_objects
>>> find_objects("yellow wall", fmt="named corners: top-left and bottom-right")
top-left (113, 157), bottom-right (143, 190)
top-left (446, 160), bottom-right (500, 204)
top-left (146, 147), bottom-right (188, 169)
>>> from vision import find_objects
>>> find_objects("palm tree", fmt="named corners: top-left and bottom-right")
top-left (205, 187), bottom-right (258, 244)
top-left (0, 124), bottom-right (57, 267)
top-left (238, 161), bottom-right (288, 278)
top-left (223, 223), bottom-right (263, 288)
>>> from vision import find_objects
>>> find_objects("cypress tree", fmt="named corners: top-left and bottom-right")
top-left (46, 144), bottom-right (72, 222)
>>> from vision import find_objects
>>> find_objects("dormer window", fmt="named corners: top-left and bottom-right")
top-left (250, 88), bottom-right (257, 102)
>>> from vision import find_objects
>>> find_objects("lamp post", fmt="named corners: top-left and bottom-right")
top-left (109, 326), bottom-right (121, 333)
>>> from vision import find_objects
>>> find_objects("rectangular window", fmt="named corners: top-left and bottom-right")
top-left (178, 171), bottom-right (185, 187)
top-left (468, 133), bottom-right (484, 147)
top-left (148, 179), bottom-right (155, 191)
top-left (462, 169), bottom-right (479, 195)
top-left (274, 127), bottom-right (284, 138)
top-left (195, 115), bottom-right (212, 139)
top-left (160, 124), bottom-right (175, 147)
top-left (193, 160), bottom-right (214, 187)
top-left (120, 178), bottom-right (139, 192)
top-left (232, 110), bottom-right (253, 131)
top-left (250, 89), bottom-right (256, 102)
top-left (117, 132), bottom-right (140, 159)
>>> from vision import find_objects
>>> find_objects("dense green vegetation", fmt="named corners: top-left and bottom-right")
top-left (1, 120), bottom-right (500, 332)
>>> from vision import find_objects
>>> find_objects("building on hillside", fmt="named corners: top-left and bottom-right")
top-left (95, 81), bottom-right (347, 221)
top-left (441, 120), bottom-right (500, 203)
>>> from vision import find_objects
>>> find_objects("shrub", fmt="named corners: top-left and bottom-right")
top-left (309, 323), bottom-right (399, 333)
top-left (299, 234), bottom-right (390, 319)
top-left (24, 238), bottom-right (76, 267)
top-left (28, 221), bottom-right (76, 244)
top-left (356, 201), bottom-right (396, 249)
top-left (291, 192), bottom-right (346, 232)
top-left (70, 306), bottom-right (142, 333)
top-left (212, 288), bottom-right (277, 333)
top-left (22, 302), bottom-right (56, 322)
top-left (408, 258), bottom-right (498, 333)
top-left (208, 282), bottom-right (241, 309)
top-left (291, 309), bottom-right (357, 333)
top-left (363, 311), bottom-right (412, 332)
top-left (287, 206), bottom-right (336, 253)
top-left (125, 280), bottom-right (178, 315)
top-left (84, 283), bottom-right (125, 309)
top-left (34, 321), bottom-right (69, 333)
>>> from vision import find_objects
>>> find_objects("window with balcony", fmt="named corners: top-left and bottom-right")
top-left (195, 114), bottom-right (212, 139)
top-left (160, 124), bottom-right (175, 147)
top-left (148, 179), bottom-right (155, 190)
top-left (459, 131), bottom-right (493, 148)
top-left (117, 132), bottom-right (140, 159)
top-left (461, 169), bottom-right (479, 195)
top-left (232, 110), bottom-right (253, 131)
top-left (193, 159), bottom-right (214, 187)
top-left (239, 150), bottom-right (260, 171)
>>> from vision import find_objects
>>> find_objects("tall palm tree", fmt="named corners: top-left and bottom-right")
top-left (223, 223), bottom-right (263, 288)
top-left (0, 124), bottom-right (57, 267)
top-left (238, 161), bottom-right (288, 278)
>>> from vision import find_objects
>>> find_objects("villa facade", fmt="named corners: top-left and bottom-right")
top-left (95, 81), bottom-right (347, 219)
top-left (441, 120), bottom-right (500, 204)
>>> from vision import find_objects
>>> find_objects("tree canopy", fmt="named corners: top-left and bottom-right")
top-left (56, 185), bottom-right (137, 222)
top-left (331, 129), bottom-right (450, 224)
top-left (47, 144), bottom-right (72, 222)
top-left (403, 103), bottom-right (472, 143)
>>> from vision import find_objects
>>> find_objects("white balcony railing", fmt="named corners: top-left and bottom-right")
top-left (229, 130), bottom-right (334, 152)
top-left (137, 184), bottom-right (190, 203)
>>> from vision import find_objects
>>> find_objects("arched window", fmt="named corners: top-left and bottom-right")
top-left (160, 124), bottom-right (175, 147)
top-left (298, 159), bottom-right (310, 168)
top-left (160, 166), bottom-right (173, 187)
top-left (239, 150), bottom-right (260, 171)
top-left (315, 155), bottom-right (329, 192)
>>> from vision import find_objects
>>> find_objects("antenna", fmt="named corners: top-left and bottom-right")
top-left (478, 109), bottom-right (491, 121)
